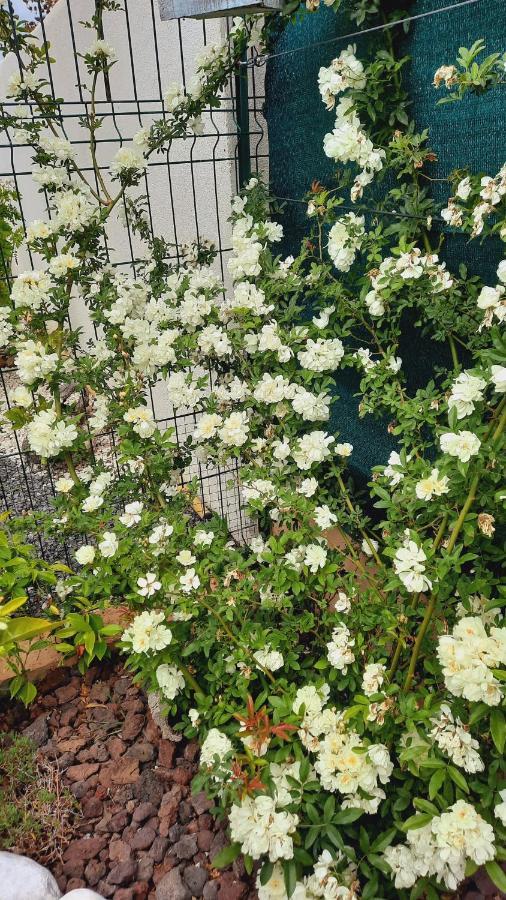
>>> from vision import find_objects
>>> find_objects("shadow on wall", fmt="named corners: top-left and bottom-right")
top-left (265, 0), bottom-right (506, 479)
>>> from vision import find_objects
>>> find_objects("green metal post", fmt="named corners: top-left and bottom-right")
top-left (235, 50), bottom-right (251, 187)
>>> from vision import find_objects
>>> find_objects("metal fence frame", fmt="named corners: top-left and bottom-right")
top-left (0, 0), bottom-right (267, 561)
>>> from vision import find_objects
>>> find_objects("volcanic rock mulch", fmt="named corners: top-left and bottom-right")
top-left (0, 661), bottom-right (255, 900)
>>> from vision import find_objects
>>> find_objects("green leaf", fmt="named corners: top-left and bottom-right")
top-left (367, 852), bottom-right (390, 874)
top-left (19, 680), bottom-right (37, 706)
top-left (402, 813), bottom-right (434, 832)
top-left (211, 843), bottom-right (241, 868)
top-left (370, 828), bottom-right (397, 853)
top-left (323, 795), bottom-right (335, 822)
top-left (259, 862), bottom-right (274, 886)
top-left (448, 766), bottom-right (469, 793)
top-left (414, 798), bottom-right (439, 816)
top-left (485, 860), bottom-right (506, 893)
top-left (0, 595), bottom-right (27, 616)
top-left (326, 824), bottom-right (344, 851)
top-left (3, 616), bottom-right (57, 643)
top-left (429, 768), bottom-right (446, 800)
top-left (490, 709), bottom-right (506, 754)
top-left (333, 808), bottom-right (363, 825)
top-left (283, 860), bottom-right (297, 898)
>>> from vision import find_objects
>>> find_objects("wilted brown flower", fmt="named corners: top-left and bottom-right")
top-left (477, 513), bottom-right (495, 537)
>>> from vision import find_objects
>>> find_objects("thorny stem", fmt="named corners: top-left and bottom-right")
top-left (179, 664), bottom-right (205, 697)
top-left (391, 512), bottom-right (449, 682)
top-left (337, 474), bottom-right (383, 568)
top-left (387, 633), bottom-right (404, 681)
top-left (448, 333), bottom-right (459, 370)
top-left (89, 69), bottom-right (112, 204)
top-left (403, 406), bottom-right (506, 692)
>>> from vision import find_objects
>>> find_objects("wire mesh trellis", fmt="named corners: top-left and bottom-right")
top-left (0, 0), bottom-right (268, 561)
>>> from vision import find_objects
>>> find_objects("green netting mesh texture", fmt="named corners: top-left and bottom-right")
top-left (265, 0), bottom-right (506, 478)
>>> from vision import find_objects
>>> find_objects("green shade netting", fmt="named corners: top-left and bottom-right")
top-left (265, 0), bottom-right (506, 478)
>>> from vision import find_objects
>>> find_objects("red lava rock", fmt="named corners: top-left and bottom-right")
top-left (149, 835), bottom-right (169, 863)
top-left (40, 667), bottom-right (69, 691)
top-left (145, 711), bottom-right (161, 743)
top-left (22, 713), bottom-right (48, 747)
top-left (137, 855), bottom-right (155, 882)
top-left (174, 834), bottom-right (198, 861)
top-left (90, 681), bottom-right (111, 702)
top-left (132, 801), bottom-right (157, 823)
top-left (108, 859), bottom-right (138, 886)
top-left (179, 800), bottom-right (193, 824)
top-left (64, 834), bottom-right (108, 862)
top-left (98, 879), bottom-right (117, 898)
top-left (170, 766), bottom-right (194, 786)
top-left (40, 694), bottom-right (58, 709)
top-left (153, 859), bottom-right (175, 885)
top-left (158, 739), bottom-right (176, 768)
top-left (215, 872), bottom-right (248, 900)
top-left (121, 714), bottom-right (145, 742)
top-left (109, 839), bottom-right (134, 863)
top-left (109, 735), bottom-right (127, 759)
top-left (183, 863), bottom-right (208, 896)
top-left (110, 810), bottom-right (130, 831)
top-left (58, 735), bottom-right (89, 754)
top-left (191, 791), bottom-right (212, 815)
top-left (84, 858), bottom-right (107, 886)
top-left (210, 831), bottom-right (229, 859)
top-left (126, 741), bottom-right (155, 762)
top-left (113, 890), bottom-right (134, 900)
top-left (99, 758), bottom-right (140, 787)
top-left (130, 825), bottom-right (157, 851)
top-left (63, 857), bottom-right (85, 879)
top-left (155, 867), bottom-right (191, 900)
top-left (55, 682), bottom-right (80, 704)
top-left (66, 761), bottom-right (100, 782)
top-left (113, 676), bottom-right (131, 696)
top-left (132, 882), bottom-right (150, 899)
top-left (60, 705), bottom-right (79, 726)
top-left (91, 705), bottom-right (119, 724)
top-left (71, 775), bottom-right (99, 800)
top-left (55, 751), bottom-right (76, 770)
top-left (82, 795), bottom-right (104, 818)
top-left (158, 790), bottom-right (181, 833)
top-left (134, 770), bottom-right (165, 806)
top-left (197, 830), bottom-right (213, 852)
top-left (78, 739), bottom-right (110, 762)
top-left (184, 740), bottom-right (200, 762)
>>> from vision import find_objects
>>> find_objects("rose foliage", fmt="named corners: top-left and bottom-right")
top-left (0, 1), bottom-right (505, 897)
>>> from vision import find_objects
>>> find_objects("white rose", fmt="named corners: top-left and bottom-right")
top-left (75, 545), bottom-right (96, 565)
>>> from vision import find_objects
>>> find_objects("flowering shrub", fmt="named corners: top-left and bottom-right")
top-left (1, 1), bottom-right (506, 897)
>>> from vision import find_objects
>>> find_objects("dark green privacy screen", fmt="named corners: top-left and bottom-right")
top-left (264, 0), bottom-right (506, 477)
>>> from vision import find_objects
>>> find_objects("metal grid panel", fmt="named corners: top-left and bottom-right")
top-left (0, 0), bottom-right (267, 557)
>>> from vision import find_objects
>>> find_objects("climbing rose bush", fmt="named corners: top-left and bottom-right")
top-left (1, 1), bottom-right (506, 898)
